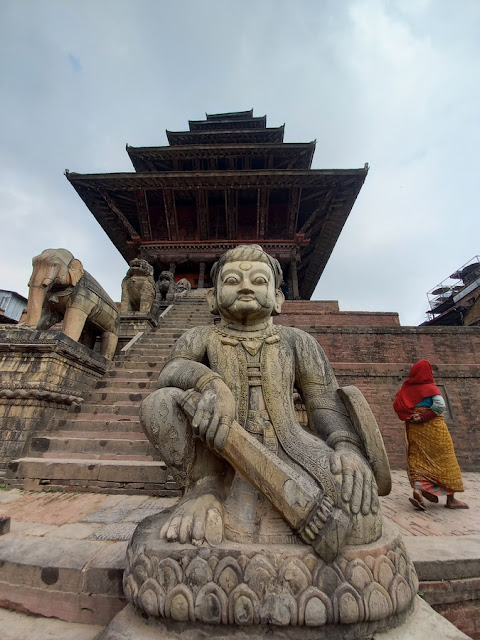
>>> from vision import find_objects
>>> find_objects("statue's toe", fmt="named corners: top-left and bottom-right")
top-left (205, 507), bottom-right (223, 546)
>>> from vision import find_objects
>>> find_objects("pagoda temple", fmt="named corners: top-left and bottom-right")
top-left (67, 110), bottom-right (368, 299)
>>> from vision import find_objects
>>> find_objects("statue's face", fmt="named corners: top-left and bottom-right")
top-left (216, 260), bottom-right (277, 322)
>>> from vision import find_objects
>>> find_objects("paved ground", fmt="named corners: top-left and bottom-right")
top-left (0, 469), bottom-right (478, 639)
top-left (1, 469), bottom-right (478, 541)
top-left (382, 470), bottom-right (479, 537)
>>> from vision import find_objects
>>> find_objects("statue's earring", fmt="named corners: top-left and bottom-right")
top-left (273, 289), bottom-right (285, 315)
top-left (206, 288), bottom-right (219, 315)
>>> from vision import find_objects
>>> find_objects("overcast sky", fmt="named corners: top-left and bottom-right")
top-left (1, 0), bottom-right (479, 326)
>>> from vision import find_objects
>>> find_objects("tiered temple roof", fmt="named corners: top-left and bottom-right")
top-left (67, 110), bottom-right (368, 298)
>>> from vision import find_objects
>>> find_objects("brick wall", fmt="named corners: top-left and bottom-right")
top-left (277, 305), bottom-right (480, 472)
top-left (420, 577), bottom-right (480, 640)
top-left (277, 301), bottom-right (400, 327)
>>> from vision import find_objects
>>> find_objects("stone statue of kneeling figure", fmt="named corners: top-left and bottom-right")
top-left (141, 245), bottom-right (388, 563)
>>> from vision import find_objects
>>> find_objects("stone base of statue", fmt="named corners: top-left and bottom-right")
top-left (97, 511), bottom-right (423, 639)
top-left (96, 594), bottom-right (470, 640)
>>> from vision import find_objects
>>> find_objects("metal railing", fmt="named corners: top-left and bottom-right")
top-left (426, 255), bottom-right (480, 316)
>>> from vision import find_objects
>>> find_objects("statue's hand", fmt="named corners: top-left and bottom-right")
top-left (160, 494), bottom-right (224, 546)
top-left (192, 379), bottom-right (236, 451)
top-left (330, 444), bottom-right (379, 516)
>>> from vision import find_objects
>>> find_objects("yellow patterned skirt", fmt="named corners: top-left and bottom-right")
top-left (405, 409), bottom-right (464, 494)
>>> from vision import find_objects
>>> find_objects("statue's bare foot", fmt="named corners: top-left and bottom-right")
top-left (160, 494), bottom-right (224, 546)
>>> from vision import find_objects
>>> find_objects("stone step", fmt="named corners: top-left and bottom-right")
top-left (157, 318), bottom-right (212, 323)
top-left (115, 350), bottom-right (168, 358)
top-left (120, 340), bottom-right (177, 347)
top-left (55, 430), bottom-right (145, 439)
top-left (0, 608), bottom-right (105, 640)
top-left (84, 390), bottom-right (151, 404)
top-left (56, 419), bottom-right (143, 432)
top-left (101, 369), bottom-right (158, 379)
top-left (114, 352), bottom-right (167, 360)
top-left (26, 435), bottom-right (155, 458)
top-left (0, 534), bottom-right (126, 626)
top-left (52, 416), bottom-right (143, 438)
top-left (130, 333), bottom-right (184, 340)
top-left (5, 458), bottom-right (176, 495)
top-left (117, 342), bottom-right (172, 350)
top-left (39, 452), bottom-right (154, 462)
top-left (156, 317), bottom-right (211, 323)
top-left (73, 403), bottom-right (143, 417)
top-left (112, 357), bottom-right (164, 365)
top-left (94, 378), bottom-right (156, 390)
top-left (130, 341), bottom-right (174, 348)
top-left (155, 320), bottom-right (213, 326)
top-left (110, 360), bottom-right (164, 370)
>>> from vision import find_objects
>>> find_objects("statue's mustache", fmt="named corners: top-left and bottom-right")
top-left (221, 292), bottom-right (270, 308)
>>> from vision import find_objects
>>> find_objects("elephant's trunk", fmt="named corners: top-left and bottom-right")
top-left (24, 284), bottom-right (48, 328)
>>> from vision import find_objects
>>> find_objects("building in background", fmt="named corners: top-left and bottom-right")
top-left (0, 290), bottom-right (27, 324)
top-left (422, 256), bottom-right (480, 326)
top-left (67, 110), bottom-right (368, 299)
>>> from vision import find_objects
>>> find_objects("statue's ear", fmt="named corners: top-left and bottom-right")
top-left (68, 259), bottom-right (84, 286)
top-left (272, 288), bottom-right (285, 316)
top-left (206, 288), bottom-right (219, 315)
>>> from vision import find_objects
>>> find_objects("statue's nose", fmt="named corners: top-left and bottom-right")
top-left (238, 284), bottom-right (254, 294)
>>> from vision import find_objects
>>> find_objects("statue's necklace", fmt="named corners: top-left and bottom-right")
top-left (213, 324), bottom-right (280, 355)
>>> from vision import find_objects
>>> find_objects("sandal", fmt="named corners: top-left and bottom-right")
top-left (409, 490), bottom-right (427, 511)
top-left (445, 500), bottom-right (469, 509)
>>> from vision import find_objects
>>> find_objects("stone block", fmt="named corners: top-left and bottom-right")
top-left (0, 329), bottom-right (107, 470)
top-left (97, 596), bottom-right (471, 639)
top-left (0, 515), bottom-right (11, 535)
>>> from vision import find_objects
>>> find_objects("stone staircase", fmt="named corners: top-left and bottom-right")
top-left (5, 292), bottom-right (214, 495)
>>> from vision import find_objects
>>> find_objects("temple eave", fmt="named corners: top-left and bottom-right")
top-left (67, 168), bottom-right (367, 189)
top-left (127, 142), bottom-right (317, 172)
top-left (166, 126), bottom-right (285, 145)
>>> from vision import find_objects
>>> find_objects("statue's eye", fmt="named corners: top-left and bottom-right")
top-left (253, 277), bottom-right (267, 285)
top-left (224, 277), bottom-right (239, 284)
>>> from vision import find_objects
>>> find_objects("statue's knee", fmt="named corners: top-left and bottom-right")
top-left (140, 387), bottom-right (192, 462)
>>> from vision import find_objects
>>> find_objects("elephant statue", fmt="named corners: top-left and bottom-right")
top-left (156, 271), bottom-right (175, 302)
top-left (22, 248), bottom-right (119, 359)
top-left (175, 278), bottom-right (191, 297)
top-left (121, 259), bottom-right (156, 314)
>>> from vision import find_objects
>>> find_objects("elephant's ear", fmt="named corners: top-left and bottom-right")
top-left (68, 259), bottom-right (84, 286)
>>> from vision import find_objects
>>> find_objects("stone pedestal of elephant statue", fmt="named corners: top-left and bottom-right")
top-left (121, 259), bottom-right (156, 314)
top-left (21, 248), bottom-right (119, 359)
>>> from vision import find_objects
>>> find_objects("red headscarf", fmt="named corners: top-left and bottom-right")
top-left (393, 360), bottom-right (441, 421)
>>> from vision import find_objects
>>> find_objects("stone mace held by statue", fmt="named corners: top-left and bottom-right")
top-left (178, 384), bottom-right (390, 562)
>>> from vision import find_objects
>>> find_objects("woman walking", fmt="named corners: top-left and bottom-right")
top-left (393, 359), bottom-right (468, 511)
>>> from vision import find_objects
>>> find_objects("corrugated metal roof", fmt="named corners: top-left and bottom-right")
top-left (0, 290), bottom-right (27, 322)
